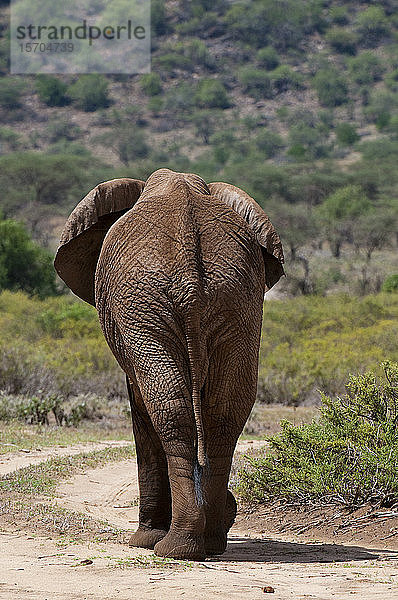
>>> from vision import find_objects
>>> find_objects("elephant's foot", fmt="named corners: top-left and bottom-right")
top-left (225, 490), bottom-right (237, 533)
top-left (154, 529), bottom-right (205, 561)
top-left (204, 531), bottom-right (227, 556)
top-left (129, 527), bottom-right (168, 549)
top-left (203, 490), bottom-right (236, 555)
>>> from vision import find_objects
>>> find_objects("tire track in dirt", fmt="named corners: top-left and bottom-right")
top-left (2, 439), bottom-right (398, 599)
top-left (0, 440), bottom-right (132, 476)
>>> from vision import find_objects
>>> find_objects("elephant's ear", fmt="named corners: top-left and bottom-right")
top-left (54, 178), bottom-right (145, 306)
top-left (208, 182), bottom-right (285, 290)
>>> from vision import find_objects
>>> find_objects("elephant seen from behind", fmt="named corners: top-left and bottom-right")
top-left (54, 168), bottom-right (284, 560)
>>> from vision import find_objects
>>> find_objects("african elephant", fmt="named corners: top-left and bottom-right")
top-left (54, 168), bottom-right (284, 560)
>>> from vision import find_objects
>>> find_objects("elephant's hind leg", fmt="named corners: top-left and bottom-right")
top-left (225, 489), bottom-right (237, 533)
top-left (202, 344), bottom-right (258, 555)
top-left (129, 344), bottom-right (207, 561)
top-left (127, 376), bottom-right (171, 549)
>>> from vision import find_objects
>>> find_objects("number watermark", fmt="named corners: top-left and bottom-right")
top-left (10, 0), bottom-right (150, 74)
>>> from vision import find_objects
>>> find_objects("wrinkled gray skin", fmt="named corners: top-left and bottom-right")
top-left (54, 169), bottom-right (284, 560)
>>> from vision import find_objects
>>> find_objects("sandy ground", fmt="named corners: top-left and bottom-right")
top-left (1, 441), bottom-right (397, 600)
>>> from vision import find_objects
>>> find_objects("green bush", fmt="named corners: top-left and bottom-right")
top-left (269, 65), bottom-right (304, 93)
top-left (319, 184), bottom-right (372, 220)
top-left (147, 96), bottom-right (164, 116)
top-left (176, 12), bottom-right (223, 37)
top-left (236, 362), bottom-right (398, 508)
top-left (155, 51), bottom-right (192, 72)
top-left (209, 129), bottom-right (236, 164)
top-left (328, 6), bottom-right (349, 26)
top-left (288, 122), bottom-right (328, 160)
top-left (114, 127), bottom-right (149, 165)
top-left (385, 68), bottom-right (398, 92)
top-left (326, 27), bottom-right (358, 55)
top-left (178, 0), bottom-right (226, 19)
top-left (356, 6), bottom-right (390, 47)
top-left (348, 52), bottom-right (384, 86)
top-left (254, 130), bottom-right (284, 158)
top-left (0, 392), bottom-right (101, 426)
top-left (360, 138), bottom-right (398, 160)
top-left (335, 122), bottom-right (359, 146)
top-left (140, 73), bottom-right (162, 96)
top-left (96, 125), bottom-right (149, 166)
top-left (382, 274), bottom-right (398, 293)
top-left (35, 75), bottom-right (68, 107)
top-left (194, 78), bottom-right (230, 109)
top-left (151, 0), bottom-right (168, 36)
top-left (0, 218), bottom-right (59, 298)
top-left (363, 90), bottom-right (398, 125)
top-left (313, 68), bottom-right (349, 107)
top-left (257, 46), bottom-right (280, 70)
top-left (157, 39), bottom-right (214, 71)
top-left (192, 109), bottom-right (225, 144)
top-left (225, 0), bottom-right (323, 51)
top-left (387, 115), bottom-right (398, 137)
top-left (182, 38), bottom-right (214, 69)
top-left (0, 127), bottom-right (20, 153)
top-left (238, 67), bottom-right (272, 100)
top-left (0, 78), bottom-right (26, 110)
top-left (317, 185), bottom-right (372, 257)
top-left (68, 75), bottom-right (110, 112)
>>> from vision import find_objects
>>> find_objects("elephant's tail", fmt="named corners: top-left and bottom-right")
top-left (185, 314), bottom-right (207, 470)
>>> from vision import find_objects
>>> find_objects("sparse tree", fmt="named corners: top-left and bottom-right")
top-left (317, 185), bottom-right (372, 258)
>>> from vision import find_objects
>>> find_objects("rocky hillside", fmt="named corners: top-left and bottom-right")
top-left (0, 1), bottom-right (397, 295)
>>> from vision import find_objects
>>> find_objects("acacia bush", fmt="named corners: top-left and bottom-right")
top-left (288, 120), bottom-right (329, 160)
top-left (0, 79), bottom-right (26, 111)
top-left (382, 274), bottom-right (398, 292)
top-left (238, 68), bottom-right (273, 100)
top-left (181, 38), bottom-right (215, 69)
top-left (225, 0), bottom-right (323, 51)
top-left (68, 75), bottom-right (110, 112)
top-left (35, 75), bottom-right (69, 107)
top-left (237, 361), bottom-right (398, 508)
top-left (0, 392), bottom-right (102, 426)
top-left (312, 67), bottom-right (349, 107)
top-left (140, 73), bottom-right (162, 96)
top-left (326, 27), bottom-right (358, 55)
top-left (269, 65), bottom-right (304, 94)
top-left (257, 46), bottom-right (279, 70)
top-left (194, 79), bottom-right (230, 109)
top-left (155, 51), bottom-right (193, 72)
top-left (347, 52), bottom-right (384, 86)
top-left (254, 129), bottom-right (284, 158)
top-left (356, 6), bottom-right (390, 47)
top-left (335, 122), bottom-right (359, 146)
top-left (0, 127), bottom-right (20, 153)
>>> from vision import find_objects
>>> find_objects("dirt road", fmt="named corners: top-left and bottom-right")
top-left (1, 441), bottom-right (397, 600)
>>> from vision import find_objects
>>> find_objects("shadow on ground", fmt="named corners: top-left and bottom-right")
top-left (207, 536), bottom-right (398, 564)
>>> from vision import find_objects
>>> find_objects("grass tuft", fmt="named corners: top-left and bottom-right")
top-left (102, 554), bottom-right (194, 570)
top-left (0, 445), bottom-right (135, 495)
